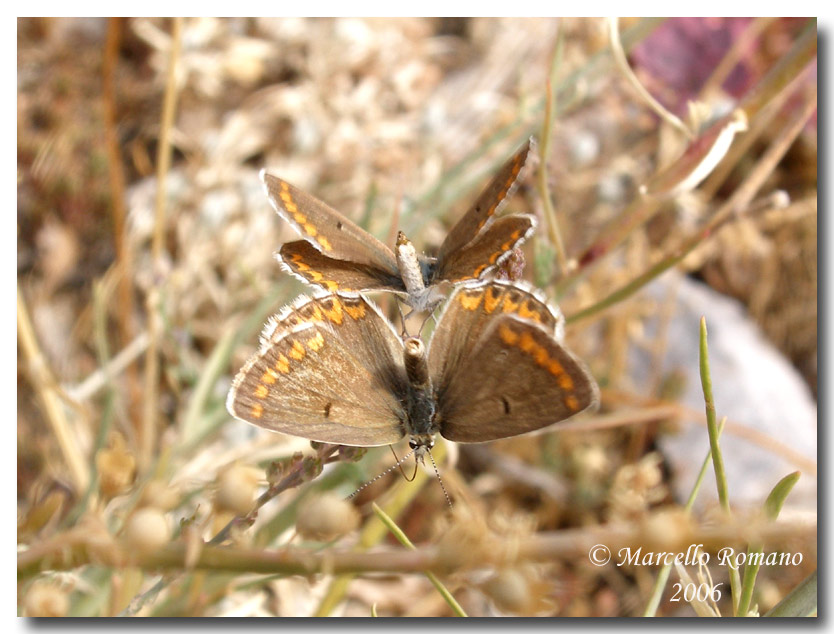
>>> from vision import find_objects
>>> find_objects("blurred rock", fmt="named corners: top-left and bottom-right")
top-left (630, 273), bottom-right (816, 510)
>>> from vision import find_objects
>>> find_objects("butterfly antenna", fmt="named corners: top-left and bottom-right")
top-left (427, 447), bottom-right (453, 509)
top-left (346, 447), bottom-right (416, 500)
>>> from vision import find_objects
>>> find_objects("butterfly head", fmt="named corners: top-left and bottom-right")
top-left (408, 434), bottom-right (435, 464)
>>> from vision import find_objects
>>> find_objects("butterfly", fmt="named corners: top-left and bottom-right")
top-left (227, 279), bottom-right (598, 453)
top-left (261, 139), bottom-right (536, 311)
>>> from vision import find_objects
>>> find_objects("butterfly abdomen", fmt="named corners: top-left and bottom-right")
top-left (403, 336), bottom-right (438, 437)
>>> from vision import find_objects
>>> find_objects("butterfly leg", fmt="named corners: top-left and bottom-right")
top-left (396, 301), bottom-right (413, 337)
top-left (415, 308), bottom-right (440, 336)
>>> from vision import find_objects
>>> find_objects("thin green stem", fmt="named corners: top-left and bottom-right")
top-left (699, 317), bottom-right (740, 614)
top-left (699, 318), bottom-right (729, 510)
top-left (373, 503), bottom-right (467, 617)
top-left (313, 442), bottom-right (447, 616)
top-left (65, 280), bottom-right (119, 525)
top-left (538, 29), bottom-right (568, 278)
top-left (643, 417), bottom-right (727, 616)
top-left (566, 244), bottom-right (693, 325)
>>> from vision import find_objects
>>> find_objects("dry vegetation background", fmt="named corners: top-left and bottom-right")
top-left (17, 17), bottom-right (816, 617)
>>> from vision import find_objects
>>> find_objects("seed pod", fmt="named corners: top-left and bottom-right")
top-left (215, 464), bottom-right (261, 515)
top-left (482, 568), bottom-right (530, 614)
top-left (296, 493), bottom-right (359, 541)
top-left (123, 507), bottom-right (171, 554)
top-left (24, 582), bottom-right (69, 617)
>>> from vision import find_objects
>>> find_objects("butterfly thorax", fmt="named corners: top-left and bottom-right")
top-left (403, 336), bottom-right (438, 441)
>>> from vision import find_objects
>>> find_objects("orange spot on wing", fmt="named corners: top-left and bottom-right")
top-left (499, 324), bottom-right (519, 345)
top-left (558, 374), bottom-right (575, 391)
top-left (318, 236), bottom-right (333, 251)
top-left (344, 301), bottom-right (366, 320)
top-left (321, 299), bottom-right (344, 324)
top-left (261, 368), bottom-right (279, 385)
top-left (289, 340), bottom-right (306, 361)
top-left (484, 287), bottom-right (502, 314)
top-left (276, 354), bottom-right (290, 374)
top-left (565, 395), bottom-right (580, 412)
top-left (533, 345), bottom-right (549, 366)
top-left (501, 295), bottom-right (520, 315)
top-left (548, 359), bottom-right (564, 376)
top-left (291, 260), bottom-right (329, 287)
top-left (458, 290), bottom-right (483, 311)
top-left (307, 331), bottom-right (325, 352)
top-left (250, 403), bottom-right (264, 419)
top-left (518, 300), bottom-right (543, 323)
top-left (518, 331), bottom-right (537, 354)
top-left (289, 254), bottom-right (310, 271)
top-left (281, 194), bottom-right (298, 214)
top-left (254, 384), bottom-right (269, 399)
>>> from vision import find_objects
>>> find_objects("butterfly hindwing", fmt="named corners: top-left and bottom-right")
top-left (428, 280), bottom-right (595, 443)
top-left (434, 313), bottom-right (599, 443)
top-left (278, 240), bottom-right (408, 295)
top-left (428, 280), bottom-right (562, 384)
top-left (429, 214), bottom-right (536, 285)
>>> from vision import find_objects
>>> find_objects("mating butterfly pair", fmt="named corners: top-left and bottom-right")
top-left (227, 139), bottom-right (598, 453)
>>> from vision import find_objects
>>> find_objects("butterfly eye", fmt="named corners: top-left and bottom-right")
top-left (408, 440), bottom-right (418, 450)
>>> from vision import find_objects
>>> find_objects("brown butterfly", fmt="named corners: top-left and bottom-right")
top-left (261, 139), bottom-right (536, 311)
top-left (227, 279), bottom-right (598, 453)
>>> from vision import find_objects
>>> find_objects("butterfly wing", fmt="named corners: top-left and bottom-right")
top-left (428, 280), bottom-right (563, 383)
top-left (261, 172), bottom-right (400, 277)
top-left (428, 281), bottom-right (597, 443)
top-left (429, 214), bottom-right (536, 285)
top-left (227, 293), bottom-right (409, 446)
top-left (278, 240), bottom-right (408, 295)
top-left (433, 139), bottom-right (531, 267)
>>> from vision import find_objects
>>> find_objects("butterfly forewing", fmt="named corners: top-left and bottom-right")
top-left (261, 172), bottom-right (399, 274)
top-left (434, 139), bottom-right (531, 267)
top-left (227, 294), bottom-right (409, 446)
top-left (434, 314), bottom-right (599, 443)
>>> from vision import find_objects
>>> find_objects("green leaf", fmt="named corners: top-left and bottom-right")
top-left (764, 570), bottom-right (817, 617)
top-left (764, 472), bottom-right (801, 521)
top-left (737, 471), bottom-right (803, 617)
